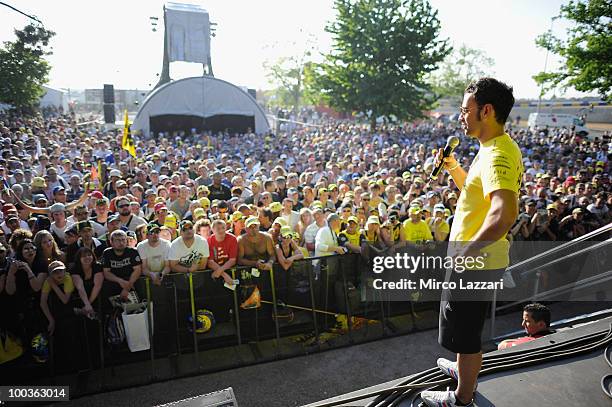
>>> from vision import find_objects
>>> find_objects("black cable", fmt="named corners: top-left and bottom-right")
top-left (367, 328), bottom-right (610, 407)
top-left (392, 327), bottom-right (612, 406)
top-left (0, 1), bottom-right (43, 25)
top-left (310, 324), bottom-right (612, 407)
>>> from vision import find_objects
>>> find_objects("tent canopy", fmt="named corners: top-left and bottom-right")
top-left (132, 76), bottom-right (269, 136)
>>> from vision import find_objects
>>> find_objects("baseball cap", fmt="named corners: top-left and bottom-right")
top-left (52, 186), bottom-right (65, 195)
top-left (179, 220), bottom-right (193, 231)
top-left (147, 223), bottom-right (161, 234)
top-left (546, 204), bottom-right (558, 211)
top-left (365, 215), bottom-right (380, 226)
top-left (89, 190), bottom-right (104, 199)
top-left (280, 225), bottom-right (293, 238)
top-left (231, 211), bottom-right (244, 222)
top-left (409, 206), bottom-right (421, 214)
top-left (31, 177), bottom-right (47, 188)
top-left (49, 203), bottom-right (66, 213)
top-left (154, 203), bottom-right (168, 213)
top-left (115, 180), bottom-right (127, 188)
top-left (76, 220), bottom-right (93, 232)
top-left (193, 208), bottom-right (206, 219)
top-left (33, 194), bottom-right (47, 203)
top-left (245, 216), bottom-right (260, 228)
top-left (269, 202), bottom-right (282, 213)
top-left (48, 261), bottom-right (66, 274)
top-left (347, 216), bottom-right (359, 224)
top-left (272, 217), bottom-right (288, 227)
top-left (107, 214), bottom-right (120, 225)
top-left (109, 169), bottom-right (121, 178)
top-left (572, 208), bottom-right (583, 214)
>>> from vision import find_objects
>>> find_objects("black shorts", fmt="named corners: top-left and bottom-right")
top-left (438, 268), bottom-right (505, 354)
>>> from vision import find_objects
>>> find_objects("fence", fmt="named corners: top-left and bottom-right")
top-left (5, 252), bottom-right (440, 396)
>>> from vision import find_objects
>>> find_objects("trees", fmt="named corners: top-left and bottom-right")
top-left (264, 55), bottom-right (312, 111)
top-left (309, 0), bottom-right (451, 129)
top-left (533, 0), bottom-right (611, 101)
top-left (428, 44), bottom-right (495, 105)
top-left (0, 24), bottom-right (55, 110)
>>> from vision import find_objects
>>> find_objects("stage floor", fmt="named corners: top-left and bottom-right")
top-left (306, 315), bottom-right (612, 407)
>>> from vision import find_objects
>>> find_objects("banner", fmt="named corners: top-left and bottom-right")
top-left (122, 110), bottom-right (136, 158)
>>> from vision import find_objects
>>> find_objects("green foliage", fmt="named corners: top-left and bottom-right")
top-left (428, 44), bottom-right (495, 105)
top-left (0, 24), bottom-right (55, 110)
top-left (308, 0), bottom-right (451, 128)
top-left (534, 0), bottom-right (611, 101)
top-left (263, 41), bottom-right (322, 110)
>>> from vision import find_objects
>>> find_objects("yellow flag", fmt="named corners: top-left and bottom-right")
top-left (122, 110), bottom-right (136, 157)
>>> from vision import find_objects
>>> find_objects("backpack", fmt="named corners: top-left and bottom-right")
top-left (105, 308), bottom-right (126, 346)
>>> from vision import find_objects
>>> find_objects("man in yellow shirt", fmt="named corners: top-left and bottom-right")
top-left (429, 204), bottom-right (450, 241)
top-left (422, 78), bottom-right (522, 407)
top-left (401, 206), bottom-right (433, 243)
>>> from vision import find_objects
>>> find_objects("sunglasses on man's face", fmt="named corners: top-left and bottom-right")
top-left (118, 204), bottom-right (129, 208)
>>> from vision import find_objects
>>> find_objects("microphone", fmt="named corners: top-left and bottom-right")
top-left (429, 136), bottom-right (460, 180)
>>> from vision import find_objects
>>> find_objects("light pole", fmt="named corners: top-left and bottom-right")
top-left (536, 16), bottom-right (558, 115)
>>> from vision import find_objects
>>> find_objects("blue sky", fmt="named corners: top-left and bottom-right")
top-left (0, 0), bottom-right (592, 99)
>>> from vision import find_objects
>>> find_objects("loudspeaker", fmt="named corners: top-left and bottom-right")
top-left (103, 104), bottom-right (115, 123)
top-left (247, 88), bottom-right (256, 99)
top-left (103, 84), bottom-right (115, 104)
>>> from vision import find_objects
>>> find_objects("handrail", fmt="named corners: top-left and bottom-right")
top-left (496, 269), bottom-right (612, 312)
top-left (506, 222), bottom-right (612, 273)
top-left (516, 237), bottom-right (611, 278)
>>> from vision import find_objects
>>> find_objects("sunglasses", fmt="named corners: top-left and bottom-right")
top-left (181, 226), bottom-right (193, 231)
top-left (118, 204), bottom-right (129, 208)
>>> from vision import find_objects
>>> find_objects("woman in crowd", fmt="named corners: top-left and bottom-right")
top-left (5, 239), bottom-right (47, 343)
top-left (296, 208), bottom-right (313, 246)
top-left (33, 229), bottom-right (66, 270)
top-left (39, 260), bottom-right (81, 372)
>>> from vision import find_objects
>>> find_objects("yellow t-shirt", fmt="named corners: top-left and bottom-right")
top-left (339, 230), bottom-right (362, 247)
top-left (401, 220), bottom-right (433, 242)
top-left (449, 133), bottom-right (523, 269)
top-left (42, 273), bottom-right (75, 294)
top-left (429, 218), bottom-right (450, 239)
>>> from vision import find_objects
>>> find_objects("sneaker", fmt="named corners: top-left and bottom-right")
top-left (437, 358), bottom-right (478, 391)
top-left (420, 390), bottom-right (473, 407)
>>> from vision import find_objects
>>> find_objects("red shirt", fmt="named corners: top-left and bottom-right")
top-left (207, 233), bottom-right (238, 266)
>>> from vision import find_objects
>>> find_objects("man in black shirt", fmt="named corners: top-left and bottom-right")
top-left (102, 229), bottom-right (142, 300)
top-left (208, 171), bottom-right (231, 201)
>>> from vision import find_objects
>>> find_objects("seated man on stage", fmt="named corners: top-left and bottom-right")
top-left (498, 303), bottom-right (554, 350)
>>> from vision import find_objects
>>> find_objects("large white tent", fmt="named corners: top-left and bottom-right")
top-left (40, 86), bottom-right (69, 112)
top-left (132, 76), bottom-right (269, 136)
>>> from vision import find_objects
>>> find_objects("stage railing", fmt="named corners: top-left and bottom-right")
top-left (489, 222), bottom-right (612, 339)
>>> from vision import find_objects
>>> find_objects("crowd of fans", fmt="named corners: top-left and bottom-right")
top-left (0, 110), bottom-right (609, 366)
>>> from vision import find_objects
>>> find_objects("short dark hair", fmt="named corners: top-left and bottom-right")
top-left (524, 303), bottom-right (551, 327)
top-left (465, 78), bottom-right (515, 125)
